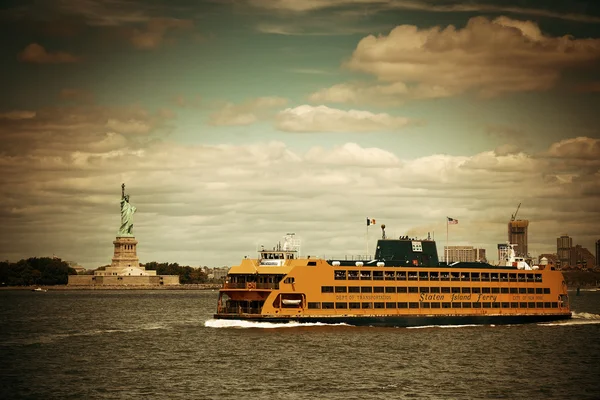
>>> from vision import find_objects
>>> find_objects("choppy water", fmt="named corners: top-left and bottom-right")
top-left (1, 289), bottom-right (599, 399)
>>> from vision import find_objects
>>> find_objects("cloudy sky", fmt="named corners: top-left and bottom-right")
top-left (1, 0), bottom-right (599, 268)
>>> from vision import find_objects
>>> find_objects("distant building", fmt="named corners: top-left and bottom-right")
top-left (557, 234), bottom-right (572, 268)
top-left (569, 245), bottom-right (596, 270)
top-left (596, 240), bottom-right (600, 268)
top-left (444, 246), bottom-right (486, 263)
top-left (538, 253), bottom-right (559, 270)
top-left (66, 261), bottom-right (87, 274)
top-left (508, 220), bottom-right (529, 257)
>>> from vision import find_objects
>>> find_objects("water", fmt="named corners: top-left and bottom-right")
top-left (1, 289), bottom-right (599, 399)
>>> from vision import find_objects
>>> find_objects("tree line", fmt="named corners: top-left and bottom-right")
top-left (143, 262), bottom-right (210, 284)
top-left (0, 258), bottom-right (77, 286)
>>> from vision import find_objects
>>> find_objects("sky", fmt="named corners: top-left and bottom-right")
top-left (1, 0), bottom-right (599, 268)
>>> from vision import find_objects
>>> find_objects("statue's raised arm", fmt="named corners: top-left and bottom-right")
top-left (118, 183), bottom-right (137, 237)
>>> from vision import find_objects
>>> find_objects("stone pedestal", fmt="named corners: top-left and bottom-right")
top-left (111, 236), bottom-right (139, 269)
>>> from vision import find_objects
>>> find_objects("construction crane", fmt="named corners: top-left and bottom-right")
top-left (511, 202), bottom-right (521, 221)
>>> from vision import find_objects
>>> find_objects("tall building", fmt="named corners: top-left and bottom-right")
top-left (444, 246), bottom-right (486, 263)
top-left (557, 234), bottom-right (572, 268)
top-left (596, 240), bottom-right (600, 268)
top-left (508, 220), bottom-right (529, 257)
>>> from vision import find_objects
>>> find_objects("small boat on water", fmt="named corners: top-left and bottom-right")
top-left (32, 287), bottom-right (47, 292)
top-left (214, 229), bottom-right (572, 327)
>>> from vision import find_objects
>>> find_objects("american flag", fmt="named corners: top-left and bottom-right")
top-left (447, 217), bottom-right (458, 225)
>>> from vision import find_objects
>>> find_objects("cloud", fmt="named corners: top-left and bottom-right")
top-left (546, 137), bottom-right (600, 160)
top-left (275, 105), bottom-right (410, 132)
top-left (59, 88), bottom-right (95, 103)
top-left (106, 118), bottom-right (152, 135)
top-left (18, 43), bottom-right (80, 64)
top-left (209, 97), bottom-right (288, 126)
top-left (311, 16), bottom-right (600, 103)
top-left (129, 18), bottom-right (194, 49)
top-left (0, 110), bottom-right (36, 120)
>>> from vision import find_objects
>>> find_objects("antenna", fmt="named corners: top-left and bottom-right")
top-left (511, 202), bottom-right (521, 221)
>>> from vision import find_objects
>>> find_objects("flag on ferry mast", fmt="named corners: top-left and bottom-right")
top-left (366, 218), bottom-right (376, 226)
top-left (447, 217), bottom-right (458, 225)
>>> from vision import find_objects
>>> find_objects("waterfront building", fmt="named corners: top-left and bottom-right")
top-left (444, 246), bottom-right (486, 263)
top-left (596, 240), bottom-right (600, 268)
top-left (538, 254), bottom-right (559, 270)
top-left (569, 245), bottom-right (596, 270)
top-left (508, 220), bottom-right (529, 257)
top-left (557, 234), bottom-right (573, 268)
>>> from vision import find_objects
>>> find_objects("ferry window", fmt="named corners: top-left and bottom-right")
top-left (517, 273), bottom-right (526, 282)
top-left (519, 288), bottom-right (527, 294)
top-left (544, 288), bottom-right (550, 294)
top-left (510, 288), bottom-right (518, 294)
top-left (482, 287), bottom-right (491, 294)
top-left (440, 272), bottom-right (450, 281)
top-left (421, 302), bottom-right (430, 309)
top-left (536, 302), bottom-right (544, 308)
top-left (442, 302), bottom-right (451, 308)
top-left (427, 302), bottom-right (439, 308)
top-left (451, 287), bottom-right (460, 293)
top-left (397, 286), bottom-right (408, 293)
top-left (482, 302), bottom-right (492, 308)
top-left (461, 272), bottom-right (470, 281)
top-left (528, 302), bottom-right (536, 308)
top-left (374, 302), bottom-right (385, 309)
top-left (361, 302), bottom-right (372, 309)
top-left (500, 273), bottom-right (508, 282)
top-left (385, 287), bottom-right (396, 293)
top-left (408, 272), bottom-right (418, 281)
top-left (491, 287), bottom-right (500, 294)
top-left (361, 287), bottom-right (372, 293)
top-left (335, 286), bottom-right (347, 293)
top-left (535, 288), bottom-right (543, 294)
top-left (441, 287), bottom-right (451, 294)
top-left (471, 272), bottom-right (480, 282)
top-left (511, 302), bottom-right (518, 308)
top-left (551, 302), bottom-right (558, 308)
top-left (500, 288), bottom-right (509, 294)
top-left (308, 261), bottom-right (317, 266)
top-left (534, 274), bottom-right (542, 282)
top-left (430, 287), bottom-right (441, 293)
top-left (398, 302), bottom-right (408, 308)
top-left (408, 287), bottom-right (418, 293)
top-left (462, 287), bottom-right (471, 294)
top-left (349, 286), bottom-right (360, 293)
top-left (397, 271), bottom-right (407, 280)
top-left (419, 272), bottom-right (429, 281)
top-left (526, 274), bottom-right (534, 282)
top-left (386, 302), bottom-right (396, 309)
top-left (409, 302), bottom-right (419, 309)
top-left (509, 273), bottom-right (517, 282)
top-left (472, 302), bottom-right (482, 308)
top-left (284, 277), bottom-right (295, 284)
top-left (348, 271), bottom-right (359, 280)
top-left (462, 302), bottom-right (472, 308)
top-left (491, 273), bottom-right (499, 281)
top-left (452, 302), bottom-right (461, 308)
top-left (544, 302), bottom-right (551, 308)
top-left (308, 302), bottom-right (321, 309)
top-left (373, 286), bottom-right (384, 293)
top-left (349, 302), bottom-right (360, 309)
top-left (373, 271), bottom-right (384, 280)
top-left (520, 302), bottom-right (528, 308)
top-left (334, 270), bottom-right (347, 280)
top-left (322, 302), bottom-right (334, 309)
top-left (419, 287), bottom-right (429, 293)
top-left (492, 302), bottom-right (500, 308)
top-left (384, 271), bottom-right (395, 281)
top-left (335, 302), bottom-right (347, 309)
top-left (481, 273), bottom-right (490, 282)
top-left (321, 286), bottom-right (334, 293)
top-left (360, 271), bottom-right (372, 280)
top-left (472, 287), bottom-right (481, 294)
top-left (430, 272), bottom-right (439, 281)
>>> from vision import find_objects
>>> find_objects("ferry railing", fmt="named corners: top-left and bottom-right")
top-left (220, 306), bottom-right (262, 314)
top-left (222, 282), bottom-right (279, 290)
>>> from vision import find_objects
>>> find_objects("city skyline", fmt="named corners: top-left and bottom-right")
top-left (0, 0), bottom-right (599, 267)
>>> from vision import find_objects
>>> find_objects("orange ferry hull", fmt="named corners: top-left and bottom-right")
top-left (213, 313), bottom-right (572, 327)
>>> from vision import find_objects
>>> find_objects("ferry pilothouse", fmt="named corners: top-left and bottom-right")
top-left (214, 227), bottom-right (571, 327)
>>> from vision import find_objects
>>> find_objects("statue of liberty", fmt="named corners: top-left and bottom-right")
top-left (118, 183), bottom-right (137, 236)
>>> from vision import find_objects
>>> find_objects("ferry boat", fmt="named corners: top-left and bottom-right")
top-left (214, 230), bottom-right (571, 327)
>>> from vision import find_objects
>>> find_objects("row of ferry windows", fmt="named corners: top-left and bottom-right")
top-left (308, 301), bottom-right (560, 309)
top-left (321, 286), bottom-right (551, 294)
top-left (334, 270), bottom-right (543, 283)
